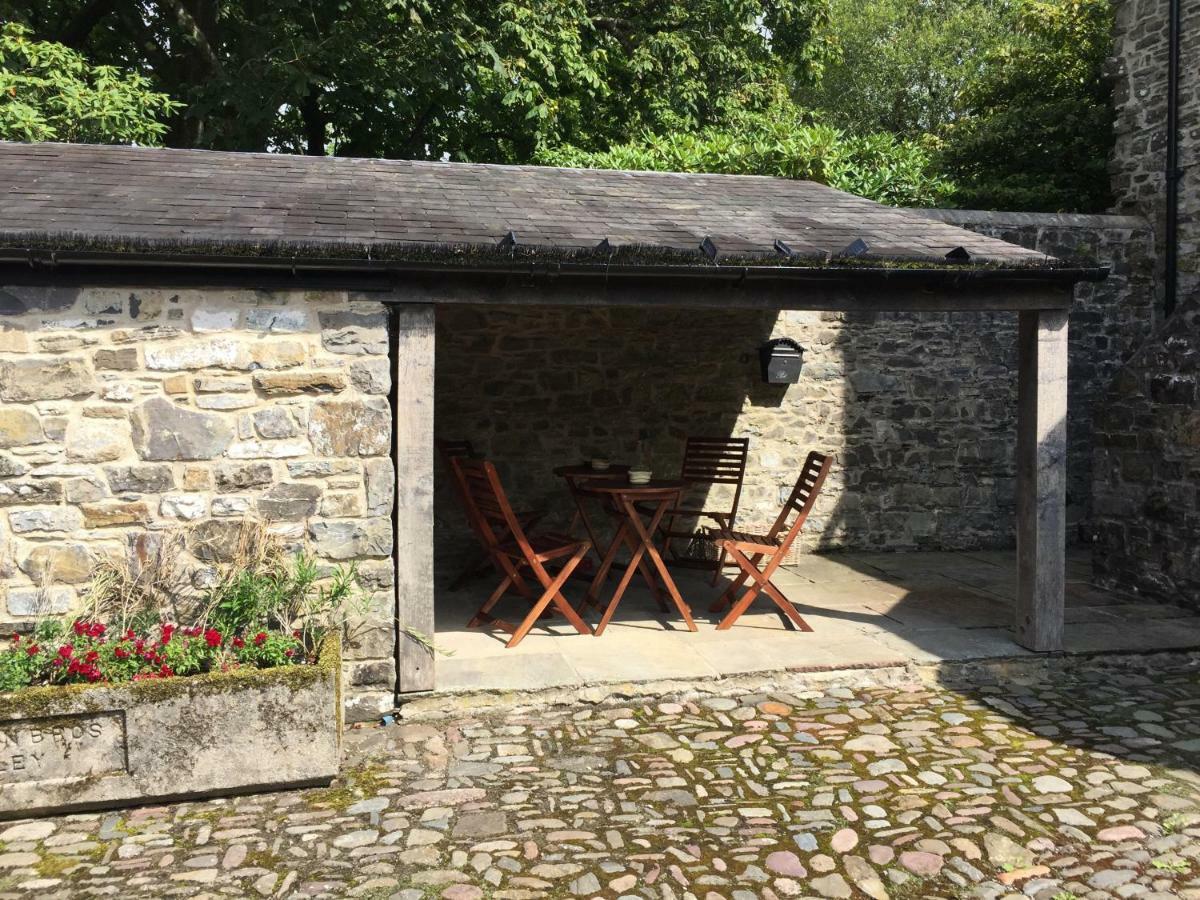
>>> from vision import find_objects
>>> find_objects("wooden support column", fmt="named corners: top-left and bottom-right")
top-left (393, 304), bottom-right (436, 692)
top-left (1015, 308), bottom-right (1068, 652)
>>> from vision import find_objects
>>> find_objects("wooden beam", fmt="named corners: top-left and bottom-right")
top-left (1015, 309), bottom-right (1068, 651)
top-left (0, 266), bottom-right (1079, 313)
top-left (393, 304), bottom-right (436, 692)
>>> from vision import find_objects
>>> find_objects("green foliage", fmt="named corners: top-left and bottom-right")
top-left (1, 524), bottom-right (372, 695)
top-left (935, 0), bottom-right (1115, 211)
top-left (9, 0), bottom-right (833, 160)
top-left (204, 548), bottom-right (369, 654)
top-left (0, 22), bottom-right (179, 144)
top-left (797, 0), bottom-right (1013, 137)
top-left (540, 106), bottom-right (953, 207)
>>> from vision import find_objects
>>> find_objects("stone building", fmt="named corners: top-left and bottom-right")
top-left (1091, 0), bottom-right (1200, 604)
top-left (0, 142), bottom-right (1093, 713)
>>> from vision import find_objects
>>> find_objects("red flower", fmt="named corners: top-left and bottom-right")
top-left (73, 621), bottom-right (86, 636)
top-left (232, 637), bottom-right (245, 649)
top-left (159, 664), bottom-right (174, 678)
top-left (58, 645), bottom-right (73, 659)
top-left (85, 650), bottom-right (99, 663)
top-left (284, 648), bottom-right (294, 658)
top-left (124, 629), bottom-right (135, 641)
top-left (203, 628), bottom-right (221, 648)
top-left (89, 622), bottom-right (105, 638)
top-left (253, 632), bottom-right (267, 646)
top-left (26, 644), bottom-right (39, 656)
top-left (11, 633), bottom-right (19, 644)
top-left (115, 647), bottom-right (130, 659)
top-left (160, 624), bottom-right (175, 644)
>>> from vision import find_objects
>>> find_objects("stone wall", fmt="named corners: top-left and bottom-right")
top-left (922, 210), bottom-right (1157, 539)
top-left (1092, 0), bottom-right (1200, 606)
top-left (1093, 294), bottom-right (1200, 604)
top-left (1110, 0), bottom-right (1200, 309)
top-left (0, 286), bottom-right (395, 721)
top-left (434, 212), bottom-right (1153, 571)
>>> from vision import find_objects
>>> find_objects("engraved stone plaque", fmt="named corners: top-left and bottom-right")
top-left (0, 712), bottom-right (127, 784)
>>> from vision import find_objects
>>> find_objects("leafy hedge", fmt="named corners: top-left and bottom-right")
top-left (539, 108), bottom-right (953, 208)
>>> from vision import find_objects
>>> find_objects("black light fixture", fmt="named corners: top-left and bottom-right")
top-left (759, 338), bottom-right (805, 384)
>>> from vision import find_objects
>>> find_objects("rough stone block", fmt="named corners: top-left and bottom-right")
top-left (227, 439), bottom-right (310, 459)
top-left (145, 339), bottom-right (305, 371)
top-left (0, 481), bottom-right (63, 506)
top-left (94, 348), bottom-right (139, 371)
top-left (188, 519), bottom-right (243, 562)
top-left (6, 586), bottom-right (73, 617)
top-left (309, 518), bottom-right (393, 560)
top-left (0, 357), bottom-right (95, 402)
top-left (253, 371), bottom-right (347, 395)
top-left (190, 308), bottom-right (239, 332)
top-left (81, 501), bottom-right (150, 528)
top-left (253, 407), bottom-right (297, 439)
top-left (8, 507), bottom-right (83, 534)
top-left (66, 419), bottom-right (130, 463)
top-left (18, 543), bottom-right (92, 584)
top-left (258, 483), bottom-right (322, 521)
top-left (350, 359), bottom-right (391, 395)
top-left (194, 376), bottom-right (249, 393)
top-left (245, 308), bottom-right (310, 332)
top-left (131, 397), bottom-right (233, 460)
top-left (0, 409), bottom-right (43, 448)
top-left (214, 463), bottom-right (273, 492)
top-left (0, 454), bottom-right (28, 478)
top-left (364, 458), bottom-right (395, 515)
top-left (309, 400), bottom-right (390, 457)
top-left (104, 464), bottom-right (175, 494)
top-left (160, 494), bottom-right (208, 520)
top-left (195, 393), bottom-right (258, 410)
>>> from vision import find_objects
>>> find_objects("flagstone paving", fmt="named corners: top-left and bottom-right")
top-left (3, 664), bottom-right (1200, 899)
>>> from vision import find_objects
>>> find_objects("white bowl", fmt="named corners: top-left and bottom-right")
top-left (590, 458), bottom-right (610, 471)
top-left (628, 469), bottom-right (652, 484)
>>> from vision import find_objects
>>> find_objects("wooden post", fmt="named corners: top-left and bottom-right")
top-left (393, 304), bottom-right (436, 692)
top-left (1015, 309), bottom-right (1068, 651)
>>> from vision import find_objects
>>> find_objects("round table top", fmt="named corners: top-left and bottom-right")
top-left (553, 463), bottom-right (631, 478)
top-left (577, 478), bottom-right (687, 496)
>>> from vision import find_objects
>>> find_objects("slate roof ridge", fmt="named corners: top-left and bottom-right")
top-left (0, 141), bottom-right (1064, 272)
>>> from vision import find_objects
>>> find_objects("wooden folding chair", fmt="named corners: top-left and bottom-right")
top-left (648, 436), bottom-right (750, 585)
top-left (451, 458), bottom-right (593, 648)
top-left (707, 451), bottom-right (833, 631)
top-left (438, 439), bottom-right (545, 590)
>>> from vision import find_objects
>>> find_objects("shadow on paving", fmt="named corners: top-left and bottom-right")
top-left (3, 656), bottom-right (1200, 899)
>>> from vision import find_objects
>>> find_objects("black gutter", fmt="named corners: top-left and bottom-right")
top-left (0, 247), bottom-right (1109, 289)
top-left (1165, 0), bottom-right (1182, 317)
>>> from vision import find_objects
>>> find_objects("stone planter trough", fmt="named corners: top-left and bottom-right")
top-left (0, 636), bottom-right (342, 820)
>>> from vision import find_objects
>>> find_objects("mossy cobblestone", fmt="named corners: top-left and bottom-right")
top-left (2, 661), bottom-right (1199, 898)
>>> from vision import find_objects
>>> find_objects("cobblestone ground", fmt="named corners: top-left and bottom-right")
top-left (4, 666), bottom-right (1200, 899)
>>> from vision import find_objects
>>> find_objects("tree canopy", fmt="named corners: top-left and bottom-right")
top-left (0, 22), bottom-right (179, 144)
top-left (4, 0), bottom-right (833, 160)
top-left (0, 0), bottom-right (1115, 212)
top-left (935, 0), bottom-right (1114, 211)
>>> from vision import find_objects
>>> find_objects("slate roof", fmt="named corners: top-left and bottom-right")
top-left (0, 141), bottom-right (1054, 270)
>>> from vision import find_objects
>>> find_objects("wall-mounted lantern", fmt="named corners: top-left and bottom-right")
top-left (759, 338), bottom-right (805, 384)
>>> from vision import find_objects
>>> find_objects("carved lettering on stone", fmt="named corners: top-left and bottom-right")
top-left (0, 712), bottom-right (127, 784)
